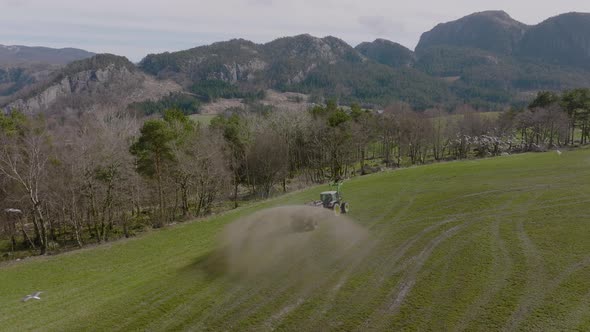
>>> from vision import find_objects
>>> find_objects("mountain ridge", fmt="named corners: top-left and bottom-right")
top-left (515, 12), bottom-right (590, 68)
top-left (5, 54), bottom-right (181, 113)
top-left (0, 44), bottom-right (95, 66)
top-left (355, 39), bottom-right (415, 68)
top-left (4, 10), bottom-right (590, 111)
top-left (416, 10), bottom-right (529, 55)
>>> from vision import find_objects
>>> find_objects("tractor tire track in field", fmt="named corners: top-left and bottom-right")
top-left (515, 256), bottom-right (590, 330)
top-left (207, 273), bottom-right (304, 329)
top-left (258, 252), bottom-right (367, 332)
top-left (374, 217), bottom-right (460, 280)
top-left (263, 264), bottom-right (358, 329)
top-left (419, 184), bottom-right (556, 216)
top-left (367, 193), bottom-right (416, 231)
top-left (174, 264), bottom-right (299, 330)
top-left (503, 192), bottom-right (548, 331)
top-left (455, 216), bottom-right (513, 331)
top-left (387, 222), bottom-right (470, 312)
top-left (558, 287), bottom-right (590, 330)
top-left (112, 274), bottom-right (216, 331)
top-left (296, 241), bottom-right (377, 329)
top-left (293, 215), bottom-right (459, 331)
top-left (367, 217), bottom-right (458, 289)
top-left (274, 231), bottom-right (379, 330)
top-left (178, 283), bottom-right (255, 331)
top-left (206, 232), bottom-right (372, 330)
top-left (264, 297), bottom-right (305, 330)
top-left (387, 185), bottom-right (541, 230)
top-left (149, 282), bottom-right (227, 331)
top-left (41, 257), bottom-right (182, 331)
top-left (362, 219), bottom-right (472, 330)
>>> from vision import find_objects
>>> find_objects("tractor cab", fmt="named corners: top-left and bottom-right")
top-left (320, 191), bottom-right (340, 208)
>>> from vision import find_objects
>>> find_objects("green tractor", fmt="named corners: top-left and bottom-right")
top-left (291, 182), bottom-right (349, 232)
top-left (308, 182), bottom-right (350, 216)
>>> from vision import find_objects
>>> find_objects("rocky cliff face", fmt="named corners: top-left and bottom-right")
top-left (0, 66), bottom-right (44, 99)
top-left (263, 34), bottom-right (358, 63)
top-left (0, 45), bottom-right (95, 104)
top-left (6, 55), bottom-right (180, 113)
top-left (140, 39), bottom-right (266, 85)
top-left (262, 34), bottom-right (362, 86)
top-left (139, 34), bottom-right (363, 88)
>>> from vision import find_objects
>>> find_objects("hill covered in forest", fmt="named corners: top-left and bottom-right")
top-left (5, 11), bottom-right (590, 111)
top-left (138, 11), bottom-right (590, 109)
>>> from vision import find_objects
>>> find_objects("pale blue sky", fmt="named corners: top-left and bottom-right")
top-left (1, 0), bottom-right (589, 61)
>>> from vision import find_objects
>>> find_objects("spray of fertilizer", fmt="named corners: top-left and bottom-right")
top-left (217, 206), bottom-right (370, 280)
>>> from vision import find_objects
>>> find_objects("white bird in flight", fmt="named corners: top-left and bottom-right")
top-left (556, 150), bottom-right (562, 156)
top-left (22, 291), bottom-right (43, 302)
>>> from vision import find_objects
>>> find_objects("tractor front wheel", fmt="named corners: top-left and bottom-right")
top-left (333, 203), bottom-right (341, 216)
top-left (341, 202), bottom-right (350, 214)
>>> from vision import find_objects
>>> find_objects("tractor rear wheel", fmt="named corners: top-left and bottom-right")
top-left (333, 203), bottom-right (341, 216)
top-left (341, 202), bottom-right (350, 214)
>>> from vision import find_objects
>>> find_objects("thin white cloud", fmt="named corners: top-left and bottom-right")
top-left (358, 16), bottom-right (406, 36)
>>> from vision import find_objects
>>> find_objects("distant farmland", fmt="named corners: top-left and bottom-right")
top-left (190, 114), bottom-right (217, 126)
top-left (1, 149), bottom-right (590, 331)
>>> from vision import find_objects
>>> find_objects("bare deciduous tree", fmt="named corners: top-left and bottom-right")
top-left (0, 114), bottom-right (51, 254)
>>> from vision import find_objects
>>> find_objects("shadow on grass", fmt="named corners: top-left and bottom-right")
top-left (178, 248), bottom-right (230, 282)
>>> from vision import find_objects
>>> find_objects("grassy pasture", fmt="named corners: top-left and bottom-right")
top-left (1, 149), bottom-right (590, 331)
top-left (189, 114), bottom-right (216, 126)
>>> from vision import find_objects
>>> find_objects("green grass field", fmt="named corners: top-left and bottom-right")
top-left (190, 114), bottom-right (217, 126)
top-left (2, 150), bottom-right (590, 331)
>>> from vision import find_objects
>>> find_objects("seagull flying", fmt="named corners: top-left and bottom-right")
top-left (556, 150), bottom-right (562, 156)
top-left (22, 291), bottom-right (43, 302)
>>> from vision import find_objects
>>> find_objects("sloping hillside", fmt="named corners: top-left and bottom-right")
top-left (416, 10), bottom-right (528, 55)
top-left (0, 65), bottom-right (55, 102)
top-left (5, 54), bottom-right (181, 113)
top-left (355, 39), bottom-right (416, 68)
top-left (516, 12), bottom-right (590, 68)
top-left (1, 150), bottom-right (590, 330)
top-left (0, 45), bottom-right (95, 104)
top-left (0, 45), bottom-right (94, 66)
top-left (412, 11), bottom-right (590, 106)
top-left (139, 35), bottom-right (457, 108)
top-left (140, 35), bottom-right (360, 87)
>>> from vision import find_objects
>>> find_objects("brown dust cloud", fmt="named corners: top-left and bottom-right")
top-left (217, 206), bottom-right (372, 283)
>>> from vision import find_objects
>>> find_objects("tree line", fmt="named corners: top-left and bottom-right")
top-left (1, 88), bottom-right (589, 258)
